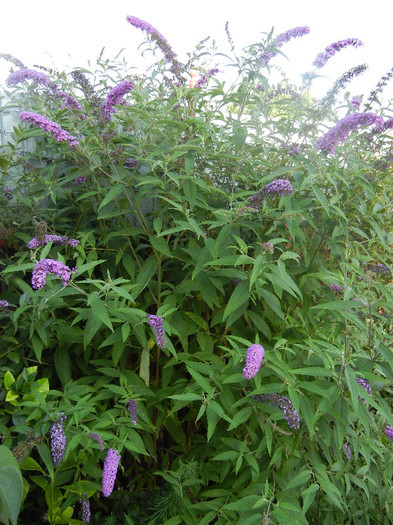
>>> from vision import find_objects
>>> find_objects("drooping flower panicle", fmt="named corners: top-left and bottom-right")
top-left (243, 344), bottom-right (265, 379)
top-left (251, 393), bottom-right (300, 429)
top-left (80, 493), bottom-right (91, 523)
top-left (102, 448), bottom-right (121, 497)
top-left (27, 234), bottom-right (79, 249)
top-left (383, 425), bottom-right (393, 441)
top-left (356, 377), bottom-right (372, 404)
top-left (312, 38), bottom-right (363, 69)
top-left (248, 179), bottom-right (293, 209)
top-left (259, 27), bottom-right (310, 65)
top-left (50, 413), bottom-right (67, 466)
top-left (194, 68), bottom-right (219, 89)
top-left (147, 314), bottom-right (167, 349)
top-left (101, 80), bottom-right (135, 117)
top-left (343, 443), bottom-right (352, 459)
top-left (88, 432), bottom-right (104, 451)
top-left (7, 68), bottom-right (51, 87)
top-left (32, 258), bottom-right (72, 290)
top-left (316, 113), bottom-right (384, 154)
top-left (20, 111), bottom-right (79, 149)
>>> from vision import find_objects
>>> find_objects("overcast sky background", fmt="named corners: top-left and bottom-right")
top-left (1, 0), bottom-right (393, 103)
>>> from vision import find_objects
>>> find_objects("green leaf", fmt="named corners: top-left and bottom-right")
top-left (313, 186), bottom-right (330, 216)
top-left (89, 298), bottom-right (113, 331)
top-left (98, 183), bottom-right (124, 211)
top-left (345, 366), bottom-right (359, 416)
top-left (223, 280), bottom-right (250, 321)
top-left (4, 371), bottom-right (15, 390)
top-left (169, 393), bottom-right (202, 401)
top-left (0, 446), bottom-right (23, 525)
top-left (139, 346), bottom-right (150, 387)
top-left (54, 348), bottom-right (72, 386)
top-left (284, 470), bottom-right (311, 491)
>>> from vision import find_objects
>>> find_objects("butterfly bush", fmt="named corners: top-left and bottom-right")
top-left (102, 448), bottom-right (121, 497)
top-left (243, 344), bottom-right (265, 379)
top-left (356, 377), bottom-right (372, 404)
top-left (31, 259), bottom-right (73, 290)
top-left (316, 113), bottom-right (384, 154)
top-left (80, 493), bottom-right (91, 523)
top-left (0, 300), bottom-right (9, 310)
top-left (50, 413), bottom-right (67, 466)
top-left (88, 432), bottom-right (104, 451)
top-left (27, 234), bottom-right (79, 249)
top-left (147, 314), bottom-right (167, 349)
top-left (383, 425), bottom-right (393, 441)
top-left (19, 111), bottom-right (79, 149)
top-left (194, 68), bottom-right (219, 89)
top-left (251, 394), bottom-right (300, 429)
top-left (312, 38), bottom-right (363, 69)
top-left (343, 443), bottom-right (352, 459)
top-left (7, 68), bottom-right (52, 87)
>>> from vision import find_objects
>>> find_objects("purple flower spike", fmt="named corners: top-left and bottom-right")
top-left (248, 179), bottom-right (293, 209)
top-left (0, 300), bottom-right (8, 310)
top-left (88, 432), bottom-right (104, 451)
top-left (126, 16), bottom-right (178, 68)
top-left (50, 413), bottom-right (66, 467)
top-left (259, 26), bottom-right (310, 65)
top-left (329, 284), bottom-right (342, 292)
top-left (243, 344), bottom-right (265, 379)
top-left (251, 393), bottom-right (300, 429)
top-left (147, 314), bottom-right (167, 349)
top-left (343, 443), bottom-right (352, 459)
top-left (127, 399), bottom-right (138, 425)
top-left (20, 111), bottom-right (79, 149)
top-left (27, 234), bottom-right (79, 249)
top-left (356, 377), bottom-right (372, 404)
top-left (102, 448), bottom-right (121, 497)
top-left (80, 493), bottom-right (91, 523)
top-left (383, 425), bottom-right (393, 441)
top-left (102, 80), bottom-right (135, 117)
top-left (312, 38), bottom-right (363, 69)
top-left (31, 258), bottom-right (72, 290)
top-left (316, 112), bottom-right (384, 154)
top-left (7, 68), bottom-right (51, 87)
top-left (350, 97), bottom-right (361, 108)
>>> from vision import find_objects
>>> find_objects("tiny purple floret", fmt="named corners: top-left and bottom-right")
top-left (243, 344), bottom-right (265, 379)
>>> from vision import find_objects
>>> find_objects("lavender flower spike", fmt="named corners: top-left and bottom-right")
top-left (102, 448), bottom-right (121, 497)
top-left (126, 16), bottom-right (178, 67)
top-left (356, 377), bottom-right (372, 404)
top-left (102, 80), bottom-right (135, 117)
top-left (343, 443), bottom-right (352, 459)
top-left (316, 112), bottom-right (384, 154)
top-left (127, 399), bottom-right (138, 425)
top-left (383, 425), bottom-right (393, 441)
top-left (0, 300), bottom-right (8, 310)
top-left (31, 258), bottom-right (72, 290)
top-left (50, 413), bottom-right (67, 466)
top-left (259, 26), bottom-right (310, 65)
top-left (248, 179), bottom-right (293, 209)
top-left (312, 38), bottom-right (363, 69)
top-left (88, 432), bottom-right (104, 451)
top-left (251, 393), bottom-right (300, 429)
top-left (20, 111), bottom-right (79, 149)
top-left (6, 68), bottom-right (51, 87)
top-left (27, 234), bottom-right (79, 249)
top-left (147, 314), bottom-right (167, 349)
top-left (243, 344), bottom-right (265, 379)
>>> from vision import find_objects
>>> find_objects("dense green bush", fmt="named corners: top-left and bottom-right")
top-left (1, 17), bottom-right (393, 525)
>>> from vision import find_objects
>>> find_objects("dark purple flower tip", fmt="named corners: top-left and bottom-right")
top-left (248, 179), bottom-right (293, 209)
top-left (251, 393), bottom-right (300, 429)
top-left (328, 283), bottom-right (342, 292)
top-left (124, 158), bottom-right (138, 168)
top-left (102, 448), bottom-right (121, 497)
top-left (243, 344), bottom-right (265, 379)
top-left (27, 234), bottom-right (79, 249)
top-left (147, 314), bottom-right (167, 349)
top-left (0, 300), bottom-right (9, 310)
top-left (101, 80), bottom-right (135, 117)
top-left (312, 38), bottom-right (363, 69)
top-left (343, 443), bottom-right (352, 459)
top-left (356, 377), bottom-right (372, 404)
top-left (80, 493), bottom-right (91, 523)
top-left (350, 97), bottom-right (361, 108)
top-left (88, 432), bottom-right (104, 451)
top-left (383, 425), bottom-right (393, 441)
top-left (75, 175), bottom-right (88, 185)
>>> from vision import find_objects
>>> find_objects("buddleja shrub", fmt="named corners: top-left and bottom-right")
top-left (1, 16), bottom-right (393, 525)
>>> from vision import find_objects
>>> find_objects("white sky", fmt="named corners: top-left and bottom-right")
top-left (1, 0), bottom-right (393, 103)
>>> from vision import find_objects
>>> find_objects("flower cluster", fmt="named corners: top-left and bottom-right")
top-left (127, 399), bottom-right (138, 425)
top-left (312, 38), bottom-right (363, 69)
top-left (248, 179), bottom-right (293, 209)
top-left (356, 377), bottom-right (372, 404)
top-left (147, 314), bottom-right (167, 348)
top-left (102, 80), bottom-right (135, 117)
top-left (383, 425), bottom-right (393, 441)
top-left (20, 111), bottom-right (79, 149)
top-left (259, 26), bottom-right (310, 65)
top-left (88, 432), bottom-right (104, 451)
top-left (52, 88), bottom-right (84, 115)
top-left (6, 68), bottom-right (51, 87)
top-left (50, 413), bottom-right (67, 467)
top-left (194, 68), bottom-right (219, 89)
top-left (75, 175), bottom-right (88, 185)
top-left (251, 393), bottom-right (300, 429)
top-left (5, 187), bottom-right (13, 200)
top-left (0, 300), bottom-right (8, 310)
top-left (124, 158), bottom-right (138, 168)
top-left (27, 234), bottom-right (79, 249)
top-left (243, 344), bottom-right (265, 379)
top-left (329, 283), bottom-right (342, 292)
top-left (261, 242), bottom-right (274, 254)
top-left (80, 493), bottom-right (91, 523)
top-left (316, 113), bottom-right (384, 154)
top-left (126, 16), bottom-right (179, 69)
top-left (366, 263), bottom-right (391, 277)
top-left (102, 448), bottom-right (121, 497)
top-left (32, 258), bottom-right (72, 290)
top-left (288, 144), bottom-right (301, 155)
